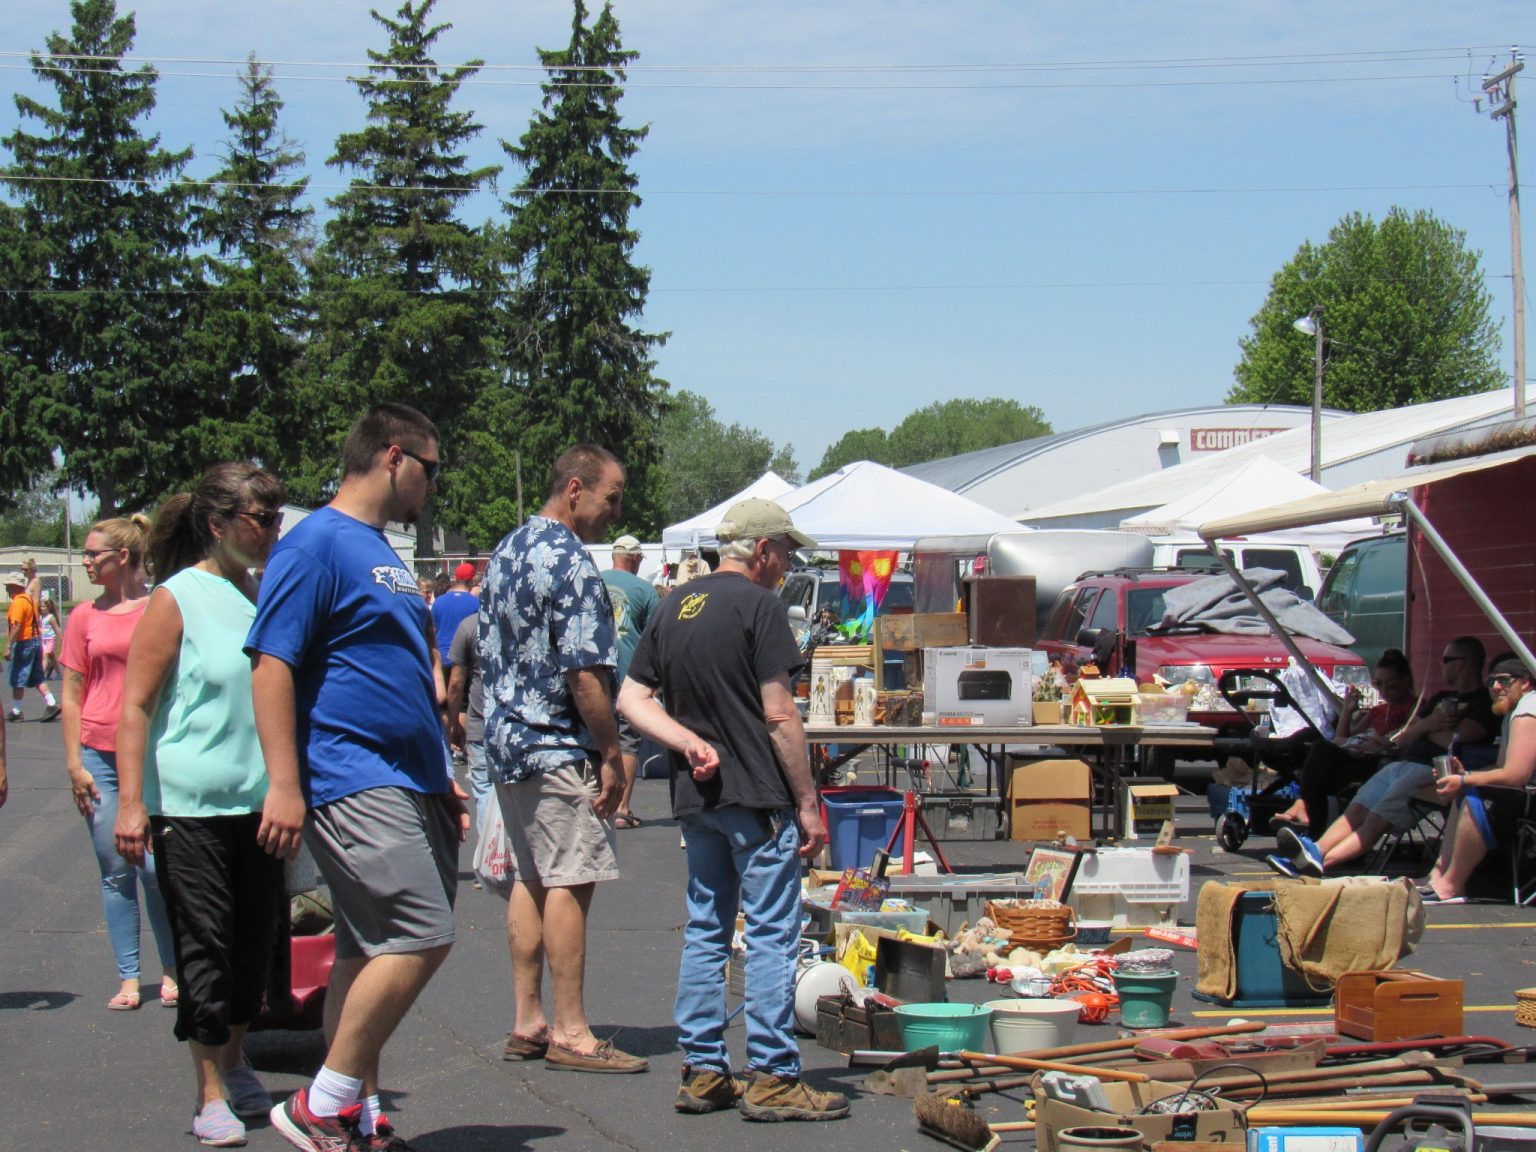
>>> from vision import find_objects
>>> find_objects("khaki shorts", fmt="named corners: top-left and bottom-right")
top-left (495, 762), bottom-right (619, 887)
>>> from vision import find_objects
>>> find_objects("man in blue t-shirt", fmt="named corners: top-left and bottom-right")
top-left (247, 402), bottom-right (466, 1151)
top-left (433, 562), bottom-right (479, 764)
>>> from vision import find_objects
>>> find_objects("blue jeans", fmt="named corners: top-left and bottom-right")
top-left (465, 741), bottom-right (493, 843)
top-left (675, 806), bottom-right (801, 1076)
top-left (82, 748), bottom-right (177, 981)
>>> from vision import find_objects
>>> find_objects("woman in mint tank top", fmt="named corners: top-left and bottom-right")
top-left (113, 463), bottom-right (288, 1147)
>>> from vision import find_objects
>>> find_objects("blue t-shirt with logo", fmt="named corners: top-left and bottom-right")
top-left (244, 506), bottom-right (447, 806)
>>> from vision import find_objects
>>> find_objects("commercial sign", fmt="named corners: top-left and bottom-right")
top-left (1189, 427), bottom-right (1289, 451)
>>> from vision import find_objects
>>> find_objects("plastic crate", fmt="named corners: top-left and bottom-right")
top-left (805, 903), bottom-right (931, 938)
top-left (886, 873), bottom-right (1032, 935)
top-left (1069, 849), bottom-right (1190, 927)
top-left (820, 787), bottom-right (905, 872)
top-left (1233, 890), bottom-right (1326, 1004)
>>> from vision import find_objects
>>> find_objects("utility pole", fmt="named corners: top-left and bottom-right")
top-left (1481, 52), bottom-right (1525, 418)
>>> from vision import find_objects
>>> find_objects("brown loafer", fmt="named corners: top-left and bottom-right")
top-left (503, 1032), bottom-right (549, 1061)
top-left (545, 1039), bottom-right (648, 1074)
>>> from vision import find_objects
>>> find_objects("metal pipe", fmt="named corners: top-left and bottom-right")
top-left (1397, 494), bottom-right (1536, 672)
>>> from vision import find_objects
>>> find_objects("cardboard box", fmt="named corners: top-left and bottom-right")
top-left (1033, 1076), bottom-right (1247, 1152)
top-left (1008, 758), bottom-right (1092, 842)
top-left (922, 646), bottom-right (1033, 727)
top-left (1125, 779), bottom-right (1179, 840)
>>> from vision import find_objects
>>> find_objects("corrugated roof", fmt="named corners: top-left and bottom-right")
top-left (1021, 387), bottom-right (1528, 524)
top-left (900, 404), bottom-right (1311, 493)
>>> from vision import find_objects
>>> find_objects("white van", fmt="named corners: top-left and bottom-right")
top-left (1148, 537), bottom-right (1322, 599)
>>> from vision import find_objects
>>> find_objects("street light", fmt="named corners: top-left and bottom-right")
top-left (1293, 308), bottom-right (1324, 483)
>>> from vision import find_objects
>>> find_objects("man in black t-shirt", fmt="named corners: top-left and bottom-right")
top-left (1270, 634), bottom-right (1497, 878)
top-left (619, 498), bottom-right (849, 1123)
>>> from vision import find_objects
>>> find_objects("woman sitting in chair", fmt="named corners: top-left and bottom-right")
top-left (1419, 652), bottom-right (1536, 905)
top-left (1271, 649), bottom-right (1417, 838)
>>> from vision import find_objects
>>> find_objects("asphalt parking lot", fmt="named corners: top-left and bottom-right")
top-left (4, 716), bottom-right (1536, 1152)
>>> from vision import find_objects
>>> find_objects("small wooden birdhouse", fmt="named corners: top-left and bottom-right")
top-left (1068, 677), bottom-right (1140, 726)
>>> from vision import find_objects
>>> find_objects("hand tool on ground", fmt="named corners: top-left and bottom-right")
top-left (915, 1091), bottom-right (993, 1152)
top-left (956, 1050), bottom-right (1151, 1082)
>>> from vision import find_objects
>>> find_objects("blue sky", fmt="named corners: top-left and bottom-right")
top-left (2, 1), bottom-right (1529, 475)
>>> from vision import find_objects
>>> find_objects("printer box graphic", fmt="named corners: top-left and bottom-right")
top-left (923, 647), bottom-right (1033, 727)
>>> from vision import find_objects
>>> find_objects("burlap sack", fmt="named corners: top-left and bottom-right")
top-left (1195, 877), bottom-right (1424, 1000)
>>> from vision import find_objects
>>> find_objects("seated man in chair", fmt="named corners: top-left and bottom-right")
top-left (1268, 636), bottom-right (1497, 878)
top-left (1419, 651), bottom-right (1536, 904)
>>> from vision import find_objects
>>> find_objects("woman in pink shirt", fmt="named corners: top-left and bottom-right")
top-left (60, 514), bottom-right (177, 1011)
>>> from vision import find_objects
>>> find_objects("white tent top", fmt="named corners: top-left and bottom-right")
top-left (1119, 457), bottom-right (1377, 546)
top-left (774, 460), bottom-right (1022, 550)
top-left (1198, 443), bottom-right (1536, 539)
top-left (661, 471), bottom-right (795, 549)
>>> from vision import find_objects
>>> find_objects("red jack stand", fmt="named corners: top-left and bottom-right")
top-left (883, 791), bottom-right (953, 875)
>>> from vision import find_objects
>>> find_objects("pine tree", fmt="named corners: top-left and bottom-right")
top-left (2, 0), bottom-right (196, 517)
top-left (186, 57), bottom-right (315, 480)
top-left (499, 0), bottom-right (668, 534)
top-left (0, 202), bottom-right (53, 505)
top-left (310, 0), bottom-right (500, 548)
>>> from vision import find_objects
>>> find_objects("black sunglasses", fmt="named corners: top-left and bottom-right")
top-left (1488, 672), bottom-right (1528, 690)
top-left (235, 509), bottom-right (282, 529)
top-left (397, 446), bottom-right (441, 482)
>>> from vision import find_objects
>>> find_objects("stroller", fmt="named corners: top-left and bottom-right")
top-left (1211, 666), bottom-right (1331, 852)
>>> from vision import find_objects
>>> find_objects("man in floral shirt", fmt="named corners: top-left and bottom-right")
top-left (480, 444), bottom-right (645, 1074)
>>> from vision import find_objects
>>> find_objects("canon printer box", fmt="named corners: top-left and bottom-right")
top-left (922, 647), bottom-right (1033, 727)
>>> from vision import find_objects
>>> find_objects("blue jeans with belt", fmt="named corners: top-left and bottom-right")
top-left (675, 805), bottom-right (802, 1076)
top-left (82, 748), bottom-right (177, 981)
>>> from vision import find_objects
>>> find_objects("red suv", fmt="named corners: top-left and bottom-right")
top-left (1038, 569), bottom-right (1369, 773)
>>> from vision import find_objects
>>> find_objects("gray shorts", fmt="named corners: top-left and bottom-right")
top-left (617, 713), bottom-right (640, 757)
top-left (495, 762), bottom-right (619, 887)
top-left (304, 787), bottom-right (459, 960)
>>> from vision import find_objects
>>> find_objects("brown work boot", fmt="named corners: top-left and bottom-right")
top-left (739, 1073), bottom-right (850, 1122)
top-left (675, 1065), bottom-right (747, 1114)
top-left (544, 1039), bottom-right (649, 1074)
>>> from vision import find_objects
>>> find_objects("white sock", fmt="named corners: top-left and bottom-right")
top-left (307, 1066), bottom-right (364, 1118)
top-left (358, 1095), bottom-right (381, 1135)
top-left (42, 690), bottom-right (55, 707)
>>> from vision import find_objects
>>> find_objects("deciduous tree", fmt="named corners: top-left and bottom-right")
top-left (654, 391), bottom-right (798, 525)
top-left (811, 398), bottom-right (1051, 479)
top-left (1229, 208), bottom-right (1503, 411)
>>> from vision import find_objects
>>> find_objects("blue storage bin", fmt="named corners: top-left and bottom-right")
top-left (821, 787), bottom-right (905, 871)
top-left (1234, 891), bottom-right (1321, 1003)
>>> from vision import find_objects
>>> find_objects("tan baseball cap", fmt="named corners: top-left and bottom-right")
top-left (715, 499), bottom-right (817, 549)
top-left (611, 534), bottom-right (642, 554)
top-left (2, 571), bottom-right (26, 589)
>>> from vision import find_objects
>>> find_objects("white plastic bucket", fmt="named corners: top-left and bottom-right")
top-left (793, 960), bottom-right (851, 1035)
top-left (984, 997), bottom-right (1081, 1054)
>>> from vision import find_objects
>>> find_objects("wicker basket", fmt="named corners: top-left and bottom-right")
top-left (1516, 987), bottom-right (1536, 1029)
top-left (986, 899), bottom-right (1077, 950)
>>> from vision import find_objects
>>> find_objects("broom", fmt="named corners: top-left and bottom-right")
top-left (915, 1091), bottom-right (994, 1152)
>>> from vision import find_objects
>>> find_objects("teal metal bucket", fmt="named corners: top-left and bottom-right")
top-left (1113, 969), bottom-right (1178, 1029)
top-left (893, 1002), bottom-right (994, 1052)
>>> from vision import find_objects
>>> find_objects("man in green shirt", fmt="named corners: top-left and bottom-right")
top-left (602, 536), bottom-right (658, 829)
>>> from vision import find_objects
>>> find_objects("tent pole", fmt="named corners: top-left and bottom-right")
top-left (1198, 534), bottom-right (1344, 710)
top-left (1397, 496), bottom-right (1536, 673)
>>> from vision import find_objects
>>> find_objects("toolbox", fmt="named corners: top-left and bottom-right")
top-left (814, 993), bottom-right (902, 1054)
top-left (1333, 969), bottom-right (1464, 1042)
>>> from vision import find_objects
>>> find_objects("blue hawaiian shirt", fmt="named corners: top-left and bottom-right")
top-left (481, 515), bottom-right (618, 783)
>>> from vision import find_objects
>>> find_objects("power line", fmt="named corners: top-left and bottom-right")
top-left (0, 171), bottom-right (1504, 198)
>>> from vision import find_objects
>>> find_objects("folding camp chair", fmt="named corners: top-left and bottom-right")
top-left (1366, 796), bottom-right (1447, 875)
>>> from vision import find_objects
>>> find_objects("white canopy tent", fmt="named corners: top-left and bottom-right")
top-left (1120, 457), bottom-right (1378, 549)
top-left (660, 471), bottom-right (796, 549)
top-left (773, 460), bottom-right (1023, 550)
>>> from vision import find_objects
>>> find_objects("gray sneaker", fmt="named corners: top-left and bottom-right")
top-left (223, 1063), bottom-right (272, 1118)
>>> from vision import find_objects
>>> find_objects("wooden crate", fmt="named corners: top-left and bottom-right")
top-left (874, 612), bottom-right (968, 653)
top-left (1334, 969), bottom-right (1463, 1041)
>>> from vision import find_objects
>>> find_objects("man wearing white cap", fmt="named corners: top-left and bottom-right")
top-left (6, 571), bottom-right (60, 722)
top-left (619, 498), bottom-right (848, 1122)
top-left (602, 536), bottom-right (657, 829)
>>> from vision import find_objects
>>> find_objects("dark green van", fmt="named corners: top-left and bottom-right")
top-left (1316, 531), bottom-right (1406, 668)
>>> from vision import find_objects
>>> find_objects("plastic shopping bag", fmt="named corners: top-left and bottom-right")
top-left (472, 799), bottom-right (515, 891)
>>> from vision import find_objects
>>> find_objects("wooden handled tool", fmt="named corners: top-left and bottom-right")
top-left (956, 1050), bottom-right (1150, 1082)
